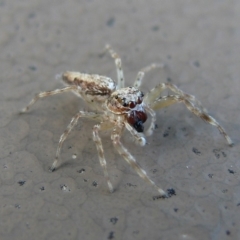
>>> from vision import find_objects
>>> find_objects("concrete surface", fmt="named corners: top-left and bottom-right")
top-left (0, 0), bottom-right (240, 239)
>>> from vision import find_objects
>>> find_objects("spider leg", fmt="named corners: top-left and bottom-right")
top-left (143, 83), bottom-right (186, 136)
top-left (111, 127), bottom-right (167, 197)
top-left (125, 122), bottom-right (146, 146)
top-left (152, 94), bottom-right (233, 146)
top-left (134, 63), bottom-right (165, 88)
top-left (93, 123), bottom-right (114, 193)
top-left (50, 111), bottom-right (101, 171)
top-left (145, 83), bottom-right (207, 112)
top-left (143, 104), bottom-right (157, 136)
top-left (20, 86), bottom-right (77, 113)
top-left (105, 44), bottom-right (125, 89)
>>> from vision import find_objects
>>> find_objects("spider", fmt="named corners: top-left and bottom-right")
top-left (20, 45), bottom-right (233, 197)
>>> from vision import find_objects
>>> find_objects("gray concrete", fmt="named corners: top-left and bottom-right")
top-left (0, 0), bottom-right (240, 239)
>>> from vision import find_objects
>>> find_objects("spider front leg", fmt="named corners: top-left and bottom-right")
top-left (92, 123), bottom-right (114, 193)
top-left (20, 86), bottom-right (77, 113)
top-left (105, 44), bottom-right (125, 89)
top-left (145, 82), bottom-right (206, 112)
top-left (145, 83), bottom-right (233, 146)
top-left (134, 63), bottom-right (165, 88)
top-left (111, 126), bottom-right (167, 197)
top-left (125, 122), bottom-right (146, 146)
top-left (50, 111), bottom-right (101, 171)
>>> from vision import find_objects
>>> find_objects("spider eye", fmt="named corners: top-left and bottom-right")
top-left (129, 101), bottom-right (136, 108)
top-left (137, 97), bottom-right (142, 104)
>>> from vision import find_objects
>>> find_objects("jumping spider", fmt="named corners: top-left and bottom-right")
top-left (20, 45), bottom-right (233, 197)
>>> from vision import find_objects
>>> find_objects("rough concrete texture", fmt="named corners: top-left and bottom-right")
top-left (0, 0), bottom-right (240, 239)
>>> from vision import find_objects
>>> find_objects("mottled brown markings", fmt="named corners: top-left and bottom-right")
top-left (72, 78), bottom-right (112, 96)
top-left (201, 113), bottom-right (212, 122)
top-left (99, 151), bottom-right (104, 159)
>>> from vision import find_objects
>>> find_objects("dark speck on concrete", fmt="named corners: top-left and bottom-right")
top-left (163, 127), bottom-right (171, 137)
top-left (152, 25), bottom-right (159, 31)
top-left (213, 149), bottom-right (226, 159)
top-left (106, 17), bottom-right (115, 27)
top-left (222, 151), bottom-right (227, 157)
top-left (77, 168), bottom-right (86, 173)
top-left (167, 188), bottom-right (176, 197)
top-left (152, 188), bottom-right (176, 200)
top-left (110, 217), bottom-right (118, 225)
top-left (213, 149), bottom-right (220, 159)
top-left (192, 147), bottom-right (201, 155)
top-left (92, 181), bottom-right (98, 187)
top-left (228, 169), bottom-right (235, 174)
top-left (193, 61), bottom-right (200, 67)
top-left (15, 204), bottom-right (21, 209)
top-left (208, 173), bottom-right (214, 179)
top-left (18, 180), bottom-right (26, 186)
top-left (29, 65), bottom-right (37, 71)
top-left (152, 169), bottom-right (157, 174)
top-left (108, 231), bottom-right (114, 239)
top-left (126, 182), bottom-right (137, 188)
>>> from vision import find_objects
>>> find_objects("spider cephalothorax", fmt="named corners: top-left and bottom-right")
top-left (106, 87), bottom-right (147, 132)
top-left (20, 45), bottom-right (233, 197)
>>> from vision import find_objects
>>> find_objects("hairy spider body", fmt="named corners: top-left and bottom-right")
top-left (62, 72), bottom-right (116, 107)
top-left (106, 86), bottom-right (147, 133)
top-left (20, 45), bottom-right (233, 197)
